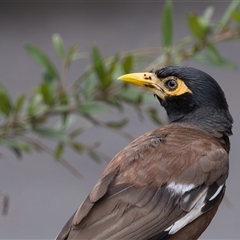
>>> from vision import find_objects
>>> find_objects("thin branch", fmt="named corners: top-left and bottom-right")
top-left (211, 28), bottom-right (240, 43)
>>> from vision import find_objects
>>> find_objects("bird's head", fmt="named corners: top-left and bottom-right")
top-left (118, 66), bottom-right (233, 136)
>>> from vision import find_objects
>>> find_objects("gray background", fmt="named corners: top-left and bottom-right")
top-left (0, 1), bottom-right (239, 239)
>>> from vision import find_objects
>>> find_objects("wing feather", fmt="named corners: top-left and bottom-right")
top-left (56, 123), bottom-right (229, 240)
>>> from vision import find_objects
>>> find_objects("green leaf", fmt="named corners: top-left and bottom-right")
top-left (216, 0), bottom-right (240, 33)
top-left (52, 105), bottom-right (71, 113)
top-left (40, 81), bottom-right (55, 105)
top-left (52, 34), bottom-right (65, 59)
top-left (70, 142), bottom-right (84, 153)
top-left (0, 83), bottom-right (12, 116)
top-left (15, 94), bottom-right (25, 113)
top-left (82, 74), bottom-right (96, 97)
top-left (202, 6), bottom-right (214, 22)
top-left (219, 58), bottom-right (238, 70)
top-left (34, 128), bottom-right (70, 142)
top-left (54, 143), bottom-right (64, 159)
top-left (122, 55), bottom-right (133, 73)
top-left (232, 10), bottom-right (240, 22)
top-left (42, 72), bottom-right (56, 83)
top-left (78, 103), bottom-right (108, 115)
top-left (107, 54), bottom-right (118, 76)
top-left (69, 127), bottom-right (84, 138)
top-left (67, 44), bottom-right (79, 61)
top-left (91, 46), bottom-right (113, 90)
top-left (0, 139), bottom-right (31, 157)
top-left (200, 56), bottom-right (238, 70)
top-left (27, 94), bottom-right (44, 116)
top-left (54, 115), bottom-right (74, 131)
top-left (25, 44), bottom-right (60, 80)
top-left (161, 0), bottom-right (173, 47)
top-left (11, 147), bottom-right (22, 159)
top-left (91, 46), bottom-right (106, 81)
top-left (205, 43), bottom-right (222, 64)
top-left (187, 13), bottom-right (209, 39)
top-left (59, 91), bottom-right (69, 105)
top-left (106, 119), bottom-right (128, 129)
top-left (195, 44), bottom-right (238, 70)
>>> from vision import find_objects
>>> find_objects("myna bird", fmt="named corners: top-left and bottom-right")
top-left (56, 66), bottom-right (233, 240)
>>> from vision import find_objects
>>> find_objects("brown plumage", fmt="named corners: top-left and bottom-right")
top-left (56, 66), bottom-right (233, 240)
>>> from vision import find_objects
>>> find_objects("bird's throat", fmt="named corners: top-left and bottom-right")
top-left (170, 107), bottom-right (233, 138)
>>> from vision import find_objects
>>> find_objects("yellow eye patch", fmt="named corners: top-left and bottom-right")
top-left (163, 77), bottom-right (192, 96)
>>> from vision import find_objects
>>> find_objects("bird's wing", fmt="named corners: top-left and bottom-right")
top-left (56, 124), bottom-right (229, 240)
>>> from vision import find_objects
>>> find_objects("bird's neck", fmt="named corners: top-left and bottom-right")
top-left (168, 107), bottom-right (233, 138)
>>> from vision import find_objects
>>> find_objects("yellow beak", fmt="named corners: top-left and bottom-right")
top-left (118, 72), bottom-right (165, 99)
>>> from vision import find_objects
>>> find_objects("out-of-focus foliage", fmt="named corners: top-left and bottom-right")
top-left (0, 0), bottom-right (240, 178)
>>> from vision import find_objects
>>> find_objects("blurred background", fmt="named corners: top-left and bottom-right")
top-left (0, 1), bottom-right (240, 239)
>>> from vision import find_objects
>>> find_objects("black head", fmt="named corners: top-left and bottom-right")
top-left (118, 66), bottom-right (233, 136)
top-left (155, 67), bottom-right (229, 116)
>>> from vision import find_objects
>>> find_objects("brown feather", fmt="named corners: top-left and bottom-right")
top-left (56, 123), bottom-right (229, 240)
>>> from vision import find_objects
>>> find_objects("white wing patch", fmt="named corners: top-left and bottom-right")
top-left (164, 184), bottom-right (224, 235)
top-left (168, 189), bottom-right (207, 234)
top-left (167, 182), bottom-right (195, 195)
top-left (209, 184), bottom-right (224, 201)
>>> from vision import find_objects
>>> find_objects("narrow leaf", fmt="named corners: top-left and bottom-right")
top-left (54, 115), bottom-right (74, 131)
top-left (202, 6), bottom-right (214, 22)
top-left (122, 55), bottom-right (133, 73)
top-left (91, 46), bottom-right (106, 81)
top-left (59, 91), bottom-right (69, 105)
top-left (34, 128), bottom-right (69, 142)
top-left (15, 94), bottom-right (25, 113)
top-left (79, 103), bottom-right (108, 115)
top-left (0, 139), bottom-right (30, 157)
top-left (70, 142), bottom-right (84, 153)
top-left (40, 81), bottom-right (55, 105)
top-left (205, 43), bottom-right (222, 64)
top-left (69, 127), bottom-right (84, 138)
top-left (25, 44), bottom-right (60, 80)
top-left (232, 10), bottom-right (240, 22)
top-left (10, 147), bottom-right (22, 159)
top-left (107, 54), bottom-right (118, 76)
top-left (52, 34), bottom-right (65, 59)
top-left (216, 0), bottom-right (240, 33)
top-left (219, 58), bottom-right (238, 70)
top-left (161, 0), bottom-right (173, 47)
top-left (106, 119), bottom-right (128, 129)
top-left (52, 105), bottom-right (71, 113)
top-left (67, 44), bottom-right (79, 61)
top-left (27, 94), bottom-right (43, 116)
top-left (187, 13), bottom-right (208, 39)
top-left (195, 45), bottom-right (238, 70)
top-left (54, 143), bottom-right (64, 159)
top-left (0, 83), bottom-right (12, 116)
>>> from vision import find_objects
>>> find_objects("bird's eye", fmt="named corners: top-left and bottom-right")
top-left (165, 79), bottom-right (178, 90)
